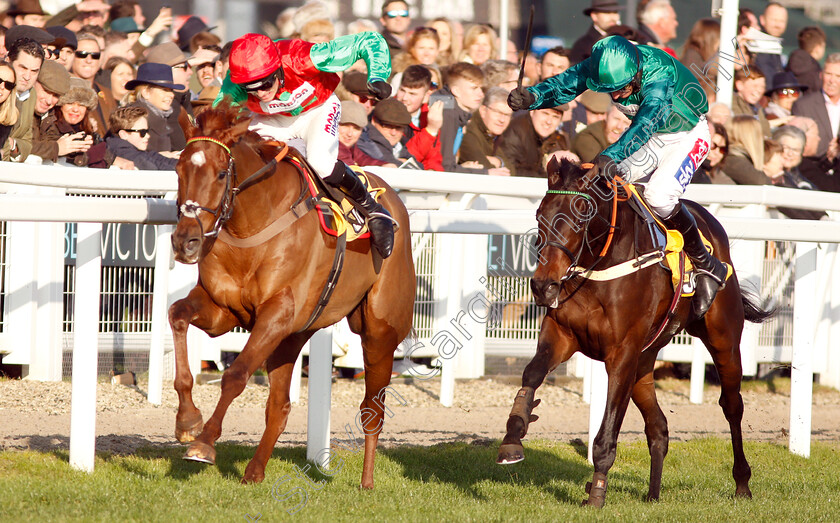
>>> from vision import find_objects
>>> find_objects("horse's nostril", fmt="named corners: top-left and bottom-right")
top-left (185, 238), bottom-right (201, 255)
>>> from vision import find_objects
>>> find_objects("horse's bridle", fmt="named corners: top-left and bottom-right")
top-left (540, 186), bottom-right (614, 304)
top-left (178, 136), bottom-right (288, 239)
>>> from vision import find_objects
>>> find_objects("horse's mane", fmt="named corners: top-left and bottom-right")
top-left (190, 98), bottom-right (282, 160)
top-left (549, 158), bottom-right (609, 194)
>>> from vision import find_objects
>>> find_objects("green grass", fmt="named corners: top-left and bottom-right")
top-left (1, 439), bottom-right (838, 522)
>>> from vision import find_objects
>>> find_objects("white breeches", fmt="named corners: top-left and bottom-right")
top-left (248, 94), bottom-right (342, 179)
top-left (618, 117), bottom-right (711, 217)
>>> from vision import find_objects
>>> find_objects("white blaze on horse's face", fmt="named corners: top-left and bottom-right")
top-left (190, 150), bottom-right (206, 167)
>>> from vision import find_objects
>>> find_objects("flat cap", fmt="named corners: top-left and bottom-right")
top-left (579, 90), bottom-right (611, 114)
top-left (37, 59), bottom-right (71, 96)
top-left (342, 71), bottom-right (369, 96)
top-left (372, 98), bottom-right (410, 127)
top-left (340, 100), bottom-right (368, 128)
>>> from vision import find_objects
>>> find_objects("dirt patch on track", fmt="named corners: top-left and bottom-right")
top-left (2, 377), bottom-right (839, 455)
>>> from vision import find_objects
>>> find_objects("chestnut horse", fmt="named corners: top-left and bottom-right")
top-left (497, 159), bottom-right (773, 506)
top-left (168, 101), bottom-right (415, 488)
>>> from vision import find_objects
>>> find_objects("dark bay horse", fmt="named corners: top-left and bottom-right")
top-left (497, 159), bottom-right (773, 507)
top-left (169, 101), bottom-right (415, 488)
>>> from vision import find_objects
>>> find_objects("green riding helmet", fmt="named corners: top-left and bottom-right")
top-left (586, 36), bottom-right (640, 93)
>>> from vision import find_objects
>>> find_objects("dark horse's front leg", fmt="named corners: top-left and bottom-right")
top-left (583, 343), bottom-right (640, 508)
top-left (169, 285), bottom-right (238, 443)
top-left (498, 315), bottom-right (579, 464)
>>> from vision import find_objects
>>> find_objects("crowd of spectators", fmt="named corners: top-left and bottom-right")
top-left (0, 0), bottom-right (837, 218)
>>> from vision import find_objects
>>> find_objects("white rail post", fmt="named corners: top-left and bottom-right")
top-left (790, 241), bottom-right (817, 457)
top-left (689, 336), bottom-right (707, 404)
top-left (307, 330), bottom-right (332, 465)
top-left (148, 224), bottom-right (171, 405)
top-left (69, 222), bottom-right (102, 472)
top-left (587, 358), bottom-right (608, 464)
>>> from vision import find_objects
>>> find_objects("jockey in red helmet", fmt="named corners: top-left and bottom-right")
top-left (219, 31), bottom-right (397, 258)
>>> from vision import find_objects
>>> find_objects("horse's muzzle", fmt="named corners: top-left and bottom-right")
top-left (172, 233), bottom-right (202, 264)
top-left (531, 277), bottom-right (561, 309)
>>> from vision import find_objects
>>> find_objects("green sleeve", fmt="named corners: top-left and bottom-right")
top-left (602, 79), bottom-right (673, 163)
top-left (309, 32), bottom-right (392, 82)
top-left (216, 73), bottom-right (248, 107)
top-left (527, 60), bottom-right (590, 110)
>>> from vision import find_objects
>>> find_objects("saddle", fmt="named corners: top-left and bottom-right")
top-left (625, 184), bottom-right (719, 297)
top-left (285, 151), bottom-right (385, 243)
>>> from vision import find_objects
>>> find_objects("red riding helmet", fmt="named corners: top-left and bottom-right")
top-left (229, 33), bottom-right (281, 85)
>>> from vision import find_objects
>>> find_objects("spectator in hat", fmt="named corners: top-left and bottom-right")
top-left (106, 105), bottom-right (176, 170)
top-left (572, 103), bottom-right (630, 163)
top-left (499, 104), bottom-right (568, 178)
top-left (393, 64), bottom-right (443, 171)
top-left (567, 89), bottom-right (610, 138)
top-left (337, 99), bottom-right (389, 167)
top-left (8, 37), bottom-right (45, 161)
top-left (9, 0), bottom-right (47, 28)
top-left (340, 70), bottom-right (377, 116)
top-left (0, 61), bottom-right (19, 160)
top-left (70, 34), bottom-right (117, 136)
top-left (786, 26), bottom-right (826, 94)
top-left (190, 84), bottom-right (219, 117)
top-left (379, 0), bottom-right (411, 58)
top-left (175, 15), bottom-right (215, 52)
top-left (45, 26), bottom-right (77, 71)
top-left (570, 0), bottom-right (624, 64)
top-left (5, 24), bottom-right (65, 58)
top-left (30, 58), bottom-right (90, 163)
top-left (144, 41), bottom-right (193, 122)
top-left (765, 72), bottom-right (806, 123)
top-left (355, 97), bottom-right (417, 166)
top-left (41, 77), bottom-right (121, 168)
top-left (458, 87), bottom-right (513, 175)
top-left (125, 62), bottom-right (185, 155)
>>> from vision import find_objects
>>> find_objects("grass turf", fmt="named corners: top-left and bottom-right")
top-left (1, 439), bottom-right (839, 522)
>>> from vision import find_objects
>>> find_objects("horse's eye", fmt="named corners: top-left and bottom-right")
top-left (217, 170), bottom-right (227, 180)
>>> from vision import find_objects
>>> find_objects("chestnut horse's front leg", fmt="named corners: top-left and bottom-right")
top-left (184, 290), bottom-right (296, 465)
top-left (169, 285), bottom-right (238, 443)
top-left (498, 315), bottom-right (579, 465)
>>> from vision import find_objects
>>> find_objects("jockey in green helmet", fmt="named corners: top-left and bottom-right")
top-left (509, 35), bottom-right (727, 320)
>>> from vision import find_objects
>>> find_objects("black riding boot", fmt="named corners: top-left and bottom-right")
top-left (663, 203), bottom-right (728, 319)
top-left (328, 162), bottom-right (395, 258)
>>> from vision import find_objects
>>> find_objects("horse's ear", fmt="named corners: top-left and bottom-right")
top-left (184, 114), bottom-right (200, 140)
top-left (219, 117), bottom-right (251, 143)
top-left (547, 156), bottom-right (562, 189)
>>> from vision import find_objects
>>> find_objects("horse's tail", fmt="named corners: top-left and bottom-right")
top-left (741, 288), bottom-right (776, 324)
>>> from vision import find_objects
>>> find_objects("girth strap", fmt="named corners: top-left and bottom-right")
top-left (217, 196), bottom-right (317, 248)
top-left (299, 232), bottom-right (347, 332)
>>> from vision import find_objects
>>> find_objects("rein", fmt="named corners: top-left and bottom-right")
top-left (180, 136), bottom-right (289, 239)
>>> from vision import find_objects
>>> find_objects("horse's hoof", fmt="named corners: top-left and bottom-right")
top-left (183, 441), bottom-right (216, 464)
top-left (735, 486), bottom-right (753, 499)
top-left (497, 443), bottom-right (525, 465)
top-left (175, 411), bottom-right (204, 443)
top-left (241, 462), bottom-right (265, 484)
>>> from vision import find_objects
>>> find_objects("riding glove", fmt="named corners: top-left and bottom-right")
top-left (508, 87), bottom-right (536, 111)
top-left (367, 80), bottom-right (392, 100)
top-left (594, 154), bottom-right (621, 178)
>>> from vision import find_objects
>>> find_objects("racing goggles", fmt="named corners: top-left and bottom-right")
top-left (243, 71), bottom-right (281, 93)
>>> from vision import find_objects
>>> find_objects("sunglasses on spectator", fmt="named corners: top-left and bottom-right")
top-left (44, 48), bottom-right (59, 59)
top-left (243, 73), bottom-right (277, 93)
top-left (777, 88), bottom-right (800, 97)
top-left (0, 79), bottom-right (14, 90)
top-left (125, 128), bottom-right (150, 137)
top-left (173, 63), bottom-right (191, 70)
top-left (75, 50), bottom-right (101, 60)
top-left (711, 142), bottom-right (728, 153)
top-left (385, 9), bottom-right (409, 18)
